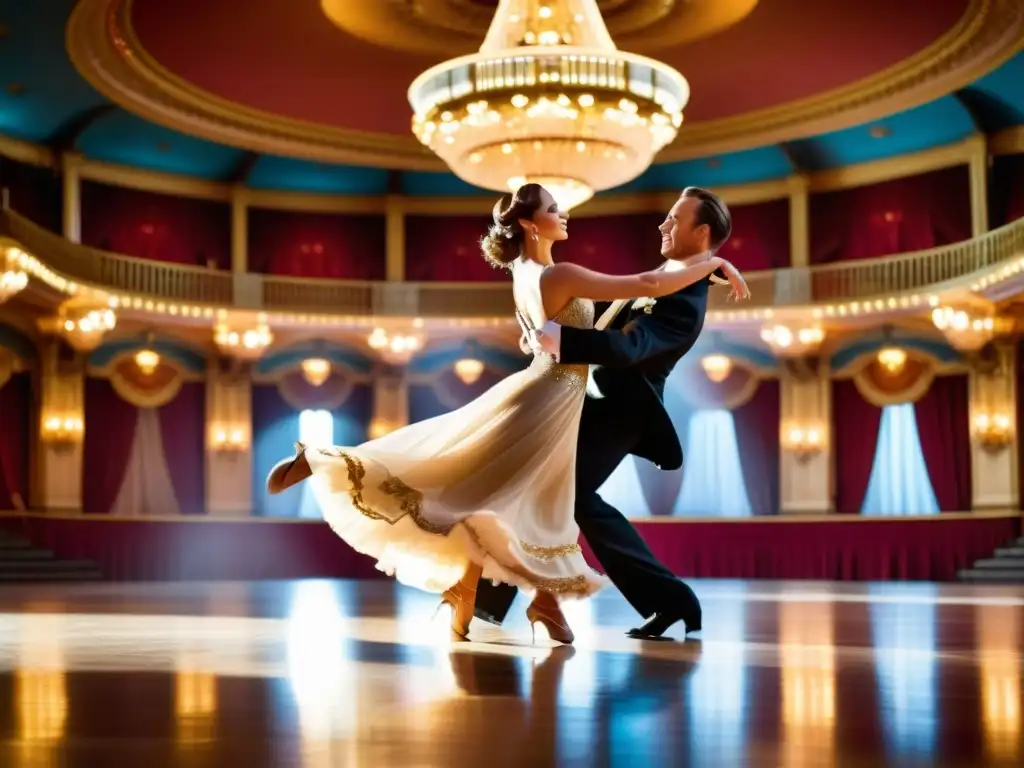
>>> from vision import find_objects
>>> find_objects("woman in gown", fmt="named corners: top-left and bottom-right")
top-left (267, 183), bottom-right (747, 644)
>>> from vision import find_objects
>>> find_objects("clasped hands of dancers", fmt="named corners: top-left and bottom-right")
top-left (268, 183), bottom-right (749, 644)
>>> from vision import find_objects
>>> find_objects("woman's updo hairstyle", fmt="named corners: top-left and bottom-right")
top-left (480, 182), bottom-right (545, 269)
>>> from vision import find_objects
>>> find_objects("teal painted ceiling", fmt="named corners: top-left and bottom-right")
top-left (0, 0), bottom-right (1022, 197)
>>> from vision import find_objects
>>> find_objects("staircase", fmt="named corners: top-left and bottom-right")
top-left (958, 536), bottom-right (1024, 584)
top-left (0, 528), bottom-right (103, 582)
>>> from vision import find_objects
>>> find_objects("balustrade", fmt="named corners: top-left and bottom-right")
top-left (2, 209), bottom-right (1023, 319)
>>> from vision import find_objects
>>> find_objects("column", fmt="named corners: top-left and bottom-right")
top-left (204, 361), bottom-right (253, 516)
top-left (967, 134), bottom-right (989, 238)
top-left (36, 340), bottom-right (84, 511)
top-left (779, 358), bottom-right (832, 514)
top-left (968, 343), bottom-right (1017, 509)
top-left (61, 153), bottom-right (82, 243)
top-left (780, 175), bottom-right (811, 304)
top-left (369, 366), bottom-right (408, 438)
top-left (384, 195), bottom-right (405, 282)
top-left (230, 186), bottom-right (248, 273)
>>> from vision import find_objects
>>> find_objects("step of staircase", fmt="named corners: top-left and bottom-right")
top-left (994, 546), bottom-right (1024, 558)
top-left (0, 529), bottom-right (103, 582)
top-left (970, 557), bottom-right (1024, 569)
top-left (958, 568), bottom-right (1024, 584)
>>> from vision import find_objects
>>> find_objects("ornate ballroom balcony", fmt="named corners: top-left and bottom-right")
top-left (2, 208), bottom-right (1023, 326)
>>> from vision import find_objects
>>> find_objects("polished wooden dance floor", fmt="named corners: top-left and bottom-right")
top-left (0, 579), bottom-right (1021, 766)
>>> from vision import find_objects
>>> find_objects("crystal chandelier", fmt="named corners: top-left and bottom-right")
top-left (214, 317), bottom-right (273, 360)
top-left (134, 348), bottom-right (160, 376)
top-left (876, 347), bottom-right (907, 374)
top-left (408, 0), bottom-right (688, 209)
top-left (759, 324), bottom-right (825, 358)
top-left (0, 263), bottom-right (28, 304)
top-left (700, 354), bottom-right (732, 383)
top-left (60, 306), bottom-right (117, 352)
top-left (931, 306), bottom-right (997, 351)
top-left (368, 327), bottom-right (425, 364)
top-left (301, 357), bottom-right (331, 387)
top-left (454, 357), bottom-right (485, 385)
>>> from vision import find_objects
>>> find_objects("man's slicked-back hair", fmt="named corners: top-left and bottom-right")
top-left (681, 186), bottom-right (732, 250)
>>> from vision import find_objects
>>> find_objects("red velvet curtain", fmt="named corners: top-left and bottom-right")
top-left (733, 379), bottom-right (781, 515)
top-left (990, 154), bottom-right (1024, 226)
top-left (83, 377), bottom-right (139, 514)
top-left (403, 215), bottom-right (509, 282)
top-left (0, 157), bottom-right (62, 232)
top-left (0, 372), bottom-right (32, 510)
top-left (810, 166), bottom-right (972, 265)
top-left (832, 379), bottom-right (883, 514)
top-left (158, 381), bottom-right (206, 515)
top-left (560, 213), bottom-right (666, 274)
top-left (912, 375), bottom-right (972, 512)
top-left (80, 181), bottom-right (231, 268)
top-left (247, 208), bottom-right (386, 279)
top-left (719, 199), bottom-right (791, 271)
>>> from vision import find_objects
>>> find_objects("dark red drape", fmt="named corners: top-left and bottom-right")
top-left (83, 377), bottom-right (139, 514)
top-left (719, 199), bottom-right (792, 271)
top-left (0, 157), bottom-right (62, 232)
top-left (80, 181), bottom-right (230, 268)
top-left (733, 379), bottom-right (781, 515)
top-left (912, 375), bottom-right (972, 512)
top-left (0, 372), bottom-right (32, 510)
top-left (248, 208), bottom-right (386, 279)
top-left (990, 154), bottom-right (1024, 226)
top-left (810, 166), bottom-right (972, 265)
top-left (403, 215), bottom-right (509, 282)
top-left (832, 379), bottom-right (883, 514)
top-left (560, 213), bottom-right (666, 274)
top-left (158, 381), bottom-right (206, 515)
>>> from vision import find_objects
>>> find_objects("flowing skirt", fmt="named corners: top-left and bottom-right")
top-left (305, 357), bottom-right (608, 599)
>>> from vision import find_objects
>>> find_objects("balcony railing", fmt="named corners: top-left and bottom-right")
top-left (2, 209), bottom-right (1023, 318)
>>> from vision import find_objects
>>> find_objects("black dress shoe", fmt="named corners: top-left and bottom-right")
top-left (627, 611), bottom-right (701, 640)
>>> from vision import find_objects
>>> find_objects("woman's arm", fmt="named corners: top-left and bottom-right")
top-left (539, 258), bottom-right (724, 318)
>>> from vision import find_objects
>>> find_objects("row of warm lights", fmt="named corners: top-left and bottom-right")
top-left (970, 257), bottom-right (1024, 292)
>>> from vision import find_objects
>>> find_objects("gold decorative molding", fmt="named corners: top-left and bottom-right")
top-left (0, 135), bottom-right (55, 168)
top-left (320, 0), bottom-right (758, 56)
top-left (991, 126), bottom-right (1024, 155)
top-left (65, 0), bottom-right (1024, 169)
top-left (660, 0), bottom-right (1024, 161)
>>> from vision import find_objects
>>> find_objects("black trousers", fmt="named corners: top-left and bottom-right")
top-left (474, 395), bottom-right (701, 624)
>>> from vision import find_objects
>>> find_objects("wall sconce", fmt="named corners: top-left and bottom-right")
top-left (760, 324), bottom-right (825, 357)
top-left (210, 425), bottom-right (248, 453)
top-left (782, 424), bottom-right (824, 462)
top-left (214, 316), bottom-right (273, 360)
top-left (972, 413), bottom-right (1012, 452)
top-left (41, 415), bottom-right (84, 450)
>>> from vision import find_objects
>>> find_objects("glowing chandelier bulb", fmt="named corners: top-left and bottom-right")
top-left (876, 346), bottom-right (907, 374)
top-left (408, 0), bottom-right (689, 209)
top-left (454, 357), bottom-right (485, 385)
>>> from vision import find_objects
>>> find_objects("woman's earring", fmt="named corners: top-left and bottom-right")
top-left (531, 229), bottom-right (539, 242)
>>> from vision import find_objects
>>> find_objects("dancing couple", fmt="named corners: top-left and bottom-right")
top-left (267, 184), bottom-right (747, 643)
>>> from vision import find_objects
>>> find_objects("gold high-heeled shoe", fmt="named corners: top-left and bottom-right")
top-left (266, 442), bottom-right (312, 494)
top-left (526, 594), bottom-right (574, 645)
top-left (436, 563), bottom-right (482, 637)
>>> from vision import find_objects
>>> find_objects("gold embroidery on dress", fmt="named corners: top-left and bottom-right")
top-left (380, 476), bottom-right (448, 535)
top-left (522, 541), bottom-right (582, 560)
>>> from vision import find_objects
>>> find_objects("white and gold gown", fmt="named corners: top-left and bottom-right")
top-left (305, 259), bottom-right (608, 600)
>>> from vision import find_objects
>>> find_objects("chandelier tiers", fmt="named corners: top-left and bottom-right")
top-left (408, 0), bottom-right (689, 210)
